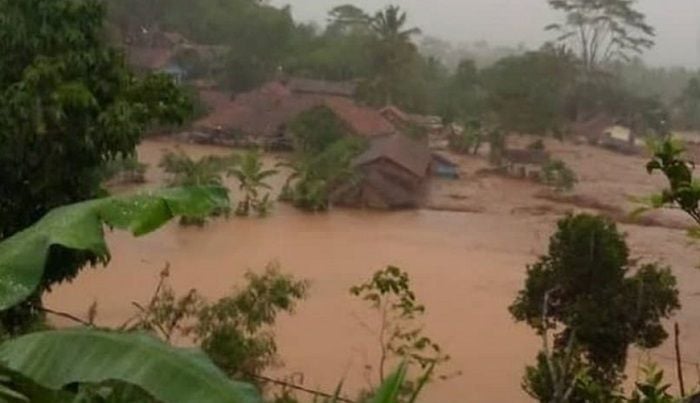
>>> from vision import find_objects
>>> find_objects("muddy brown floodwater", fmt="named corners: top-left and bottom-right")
top-left (46, 139), bottom-right (700, 402)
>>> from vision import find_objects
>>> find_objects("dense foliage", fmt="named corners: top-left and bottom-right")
top-left (0, 188), bottom-right (262, 402)
top-left (510, 214), bottom-right (680, 393)
top-left (647, 138), bottom-right (700, 226)
top-left (481, 47), bottom-right (577, 135)
top-left (125, 262), bottom-right (308, 385)
top-left (280, 137), bottom-right (366, 212)
top-left (0, 187), bottom-right (228, 312)
top-left (0, 0), bottom-right (190, 299)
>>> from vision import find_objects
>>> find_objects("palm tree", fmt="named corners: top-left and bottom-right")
top-left (370, 5), bottom-right (421, 43)
top-left (369, 5), bottom-right (421, 104)
top-left (228, 149), bottom-right (277, 216)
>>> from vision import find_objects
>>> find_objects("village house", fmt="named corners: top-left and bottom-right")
top-left (333, 134), bottom-right (432, 209)
top-left (191, 79), bottom-right (397, 148)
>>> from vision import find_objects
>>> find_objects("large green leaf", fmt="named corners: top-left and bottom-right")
top-left (0, 329), bottom-right (260, 403)
top-left (0, 186), bottom-right (229, 310)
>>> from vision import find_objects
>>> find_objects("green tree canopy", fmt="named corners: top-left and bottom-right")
top-left (0, 0), bottom-right (190, 332)
top-left (482, 48), bottom-right (576, 135)
top-left (0, 0), bottom-right (189, 242)
top-left (510, 214), bottom-right (680, 388)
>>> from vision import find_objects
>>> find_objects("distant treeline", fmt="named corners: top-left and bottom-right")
top-left (106, 0), bottom-right (700, 132)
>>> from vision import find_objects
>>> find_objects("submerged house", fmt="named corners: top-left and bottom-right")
top-left (192, 80), bottom-right (396, 148)
top-left (333, 134), bottom-right (432, 209)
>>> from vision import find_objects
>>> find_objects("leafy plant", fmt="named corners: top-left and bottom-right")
top-left (369, 362), bottom-right (407, 403)
top-left (0, 186), bottom-right (228, 311)
top-left (281, 137), bottom-right (366, 212)
top-left (0, 329), bottom-right (260, 403)
top-left (645, 138), bottom-right (700, 225)
top-left (228, 150), bottom-right (277, 217)
top-left (629, 362), bottom-right (678, 403)
top-left (159, 149), bottom-right (238, 224)
top-left (124, 262), bottom-right (308, 384)
top-left (0, 0), bottom-right (191, 315)
top-left (510, 214), bottom-right (680, 390)
top-left (351, 267), bottom-right (450, 400)
top-left (0, 187), bottom-right (262, 403)
top-left (541, 159), bottom-right (578, 192)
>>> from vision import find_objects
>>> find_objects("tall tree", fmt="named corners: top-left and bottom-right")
top-left (510, 214), bottom-right (680, 392)
top-left (440, 59), bottom-right (483, 122)
top-left (674, 77), bottom-right (700, 130)
top-left (0, 0), bottom-right (189, 331)
top-left (481, 47), bottom-right (577, 135)
top-left (369, 5), bottom-right (421, 104)
top-left (545, 0), bottom-right (655, 72)
top-left (327, 4), bottom-right (371, 36)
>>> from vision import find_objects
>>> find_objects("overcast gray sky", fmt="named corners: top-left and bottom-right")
top-left (272, 0), bottom-right (700, 68)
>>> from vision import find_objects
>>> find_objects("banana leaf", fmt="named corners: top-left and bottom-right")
top-left (0, 329), bottom-right (260, 403)
top-left (0, 186), bottom-right (228, 310)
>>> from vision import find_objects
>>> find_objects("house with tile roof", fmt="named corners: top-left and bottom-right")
top-left (332, 134), bottom-right (433, 209)
top-left (192, 80), bottom-right (397, 148)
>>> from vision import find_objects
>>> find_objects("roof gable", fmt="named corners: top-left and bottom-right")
top-left (354, 134), bottom-right (430, 178)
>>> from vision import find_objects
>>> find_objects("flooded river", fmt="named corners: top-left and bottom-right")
top-left (45, 140), bottom-right (700, 402)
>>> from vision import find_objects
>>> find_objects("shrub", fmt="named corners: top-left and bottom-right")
top-left (541, 159), bottom-right (577, 192)
top-left (351, 266), bottom-right (451, 400)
